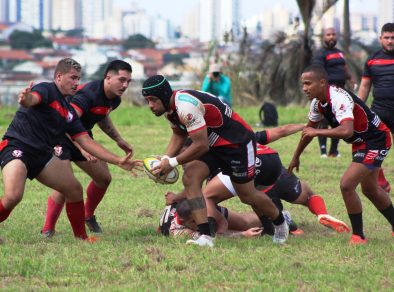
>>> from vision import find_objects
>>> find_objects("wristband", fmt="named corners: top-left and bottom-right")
top-left (161, 155), bottom-right (170, 161)
top-left (168, 157), bottom-right (179, 167)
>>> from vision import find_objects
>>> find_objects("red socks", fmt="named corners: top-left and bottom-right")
top-left (42, 196), bottom-right (64, 232)
top-left (84, 181), bottom-right (107, 219)
top-left (0, 200), bottom-right (12, 223)
top-left (307, 195), bottom-right (328, 216)
top-left (66, 200), bottom-right (87, 239)
top-left (378, 168), bottom-right (389, 186)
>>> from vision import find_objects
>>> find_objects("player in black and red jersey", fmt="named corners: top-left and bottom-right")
top-left (313, 27), bottom-right (356, 158)
top-left (289, 64), bottom-right (394, 245)
top-left (358, 22), bottom-right (394, 193)
top-left (40, 60), bottom-right (133, 237)
top-left (142, 75), bottom-right (289, 247)
top-left (0, 58), bottom-right (139, 242)
top-left (202, 125), bottom-right (349, 235)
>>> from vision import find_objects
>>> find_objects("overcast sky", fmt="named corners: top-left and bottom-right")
top-left (113, 0), bottom-right (378, 26)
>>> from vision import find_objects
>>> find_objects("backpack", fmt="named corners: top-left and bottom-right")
top-left (259, 102), bottom-right (278, 126)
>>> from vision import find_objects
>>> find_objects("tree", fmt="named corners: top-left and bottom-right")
top-left (9, 30), bottom-right (52, 50)
top-left (122, 34), bottom-right (155, 50)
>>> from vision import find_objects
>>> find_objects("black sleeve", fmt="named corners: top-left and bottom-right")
top-left (255, 130), bottom-right (268, 145)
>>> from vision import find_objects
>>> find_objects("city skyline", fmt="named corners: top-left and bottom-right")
top-left (113, 0), bottom-right (379, 26)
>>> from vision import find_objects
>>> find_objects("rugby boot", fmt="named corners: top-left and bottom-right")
top-left (318, 214), bottom-right (350, 233)
top-left (349, 234), bottom-right (368, 245)
top-left (273, 220), bottom-right (289, 244)
top-left (85, 215), bottom-right (103, 233)
top-left (186, 234), bottom-right (214, 247)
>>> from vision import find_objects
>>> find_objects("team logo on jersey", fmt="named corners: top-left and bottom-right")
top-left (66, 111), bottom-right (74, 122)
top-left (54, 145), bottom-right (63, 157)
top-left (186, 113), bottom-right (194, 121)
top-left (255, 157), bottom-right (262, 167)
top-left (12, 150), bottom-right (23, 158)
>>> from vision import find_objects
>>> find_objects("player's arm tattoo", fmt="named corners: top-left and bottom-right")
top-left (98, 116), bottom-right (121, 141)
top-left (187, 197), bottom-right (206, 211)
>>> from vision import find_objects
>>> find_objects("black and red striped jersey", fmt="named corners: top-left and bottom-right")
top-left (69, 80), bottom-right (121, 135)
top-left (362, 49), bottom-right (394, 110)
top-left (165, 90), bottom-right (254, 147)
top-left (3, 82), bottom-right (87, 151)
top-left (309, 85), bottom-right (391, 150)
top-left (313, 47), bottom-right (347, 86)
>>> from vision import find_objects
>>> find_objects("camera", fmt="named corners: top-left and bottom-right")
top-left (212, 72), bottom-right (220, 78)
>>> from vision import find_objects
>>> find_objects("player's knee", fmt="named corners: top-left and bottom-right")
top-left (2, 192), bottom-right (23, 208)
top-left (63, 181), bottom-right (83, 199)
top-left (97, 173), bottom-right (112, 188)
top-left (182, 171), bottom-right (203, 188)
top-left (340, 180), bottom-right (356, 194)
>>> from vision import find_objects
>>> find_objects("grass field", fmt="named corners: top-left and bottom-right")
top-left (0, 105), bottom-right (393, 291)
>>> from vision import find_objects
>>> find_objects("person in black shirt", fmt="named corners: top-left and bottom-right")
top-left (358, 22), bottom-right (394, 193)
top-left (40, 60), bottom-right (134, 237)
top-left (0, 58), bottom-right (139, 242)
top-left (313, 27), bottom-right (355, 158)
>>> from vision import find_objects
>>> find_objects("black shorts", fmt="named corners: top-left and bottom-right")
top-left (198, 139), bottom-right (256, 184)
top-left (54, 138), bottom-right (86, 162)
top-left (352, 148), bottom-right (389, 169)
top-left (371, 107), bottom-right (394, 133)
top-left (265, 168), bottom-right (302, 205)
top-left (0, 138), bottom-right (53, 179)
top-left (254, 153), bottom-right (282, 187)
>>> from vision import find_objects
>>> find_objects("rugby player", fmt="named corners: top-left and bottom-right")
top-left (142, 75), bottom-right (289, 247)
top-left (40, 60), bottom-right (133, 237)
top-left (289, 64), bottom-right (394, 245)
top-left (0, 58), bottom-right (139, 242)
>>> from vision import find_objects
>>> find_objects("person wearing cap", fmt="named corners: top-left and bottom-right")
top-left (142, 75), bottom-right (289, 247)
top-left (201, 63), bottom-right (232, 107)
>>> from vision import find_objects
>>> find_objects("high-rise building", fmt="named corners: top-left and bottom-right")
top-left (199, 0), bottom-right (240, 43)
top-left (51, 0), bottom-right (80, 31)
top-left (379, 0), bottom-right (394, 30)
top-left (182, 3), bottom-right (199, 40)
top-left (122, 9), bottom-right (152, 40)
top-left (81, 0), bottom-right (113, 38)
top-left (18, 0), bottom-right (50, 30)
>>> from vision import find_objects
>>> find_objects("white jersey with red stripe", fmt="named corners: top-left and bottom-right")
top-left (165, 90), bottom-right (254, 147)
top-left (308, 85), bottom-right (391, 150)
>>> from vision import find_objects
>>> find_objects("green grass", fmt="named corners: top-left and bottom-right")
top-left (0, 105), bottom-right (393, 290)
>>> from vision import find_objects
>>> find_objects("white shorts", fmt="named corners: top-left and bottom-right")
top-left (217, 172), bottom-right (237, 196)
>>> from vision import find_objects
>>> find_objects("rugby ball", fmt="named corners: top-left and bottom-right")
top-left (143, 157), bottom-right (179, 184)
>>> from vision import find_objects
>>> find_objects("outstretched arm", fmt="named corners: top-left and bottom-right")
top-left (75, 134), bottom-right (141, 172)
top-left (18, 82), bottom-right (41, 107)
top-left (97, 116), bottom-right (133, 155)
top-left (288, 120), bottom-right (319, 173)
top-left (257, 123), bottom-right (305, 144)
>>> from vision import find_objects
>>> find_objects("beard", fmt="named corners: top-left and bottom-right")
top-left (324, 39), bottom-right (337, 49)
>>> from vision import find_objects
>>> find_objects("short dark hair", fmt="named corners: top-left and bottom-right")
top-left (54, 58), bottom-right (81, 78)
top-left (176, 199), bottom-right (192, 220)
top-left (104, 60), bottom-right (132, 78)
top-left (302, 64), bottom-right (328, 80)
top-left (381, 23), bottom-right (394, 34)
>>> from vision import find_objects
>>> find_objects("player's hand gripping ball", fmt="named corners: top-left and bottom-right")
top-left (143, 157), bottom-right (179, 184)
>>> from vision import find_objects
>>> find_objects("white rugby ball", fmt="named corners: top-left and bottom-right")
top-left (143, 157), bottom-right (179, 184)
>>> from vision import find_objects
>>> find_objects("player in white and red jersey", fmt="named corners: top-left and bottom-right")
top-left (289, 64), bottom-right (394, 245)
top-left (142, 75), bottom-right (289, 247)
